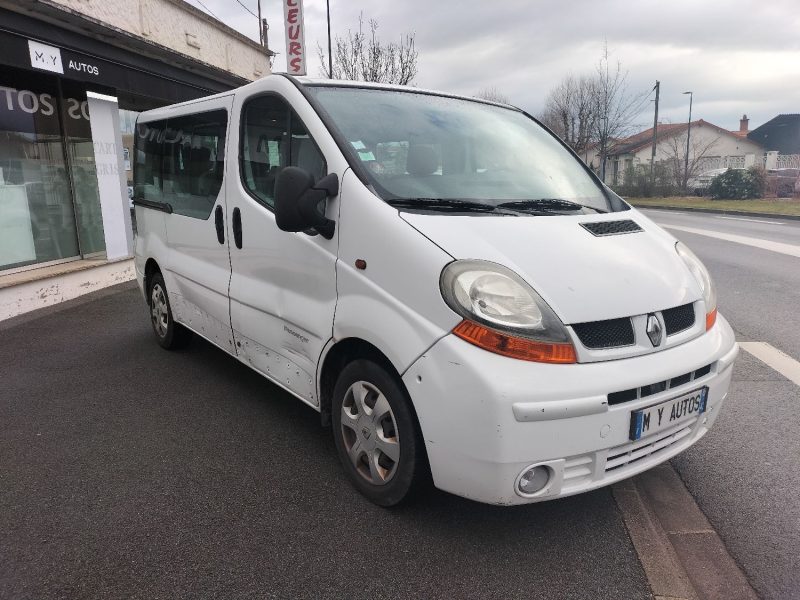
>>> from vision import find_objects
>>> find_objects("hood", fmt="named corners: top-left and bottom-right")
top-left (400, 210), bottom-right (701, 324)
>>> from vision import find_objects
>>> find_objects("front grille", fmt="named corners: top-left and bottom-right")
top-left (572, 317), bottom-right (635, 349)
top-left (605, 423), bottom-right (695, 472)
top-left (607, 363), bottom-right (714, 405)
top-left (662, 303), bottom-right (695, 335)
top-left (580, 220), bottom-right (643, 236)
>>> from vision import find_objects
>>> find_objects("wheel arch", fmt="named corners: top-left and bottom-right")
top-left (318, 337), bottom-right (405, 427)
top-left (144, 258), bottom-right (162, 296)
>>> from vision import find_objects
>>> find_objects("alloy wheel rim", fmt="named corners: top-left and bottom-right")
top-left (150, 283), bottom-right (169, 338)
top-left (340, 380), bottom-right (400, 486)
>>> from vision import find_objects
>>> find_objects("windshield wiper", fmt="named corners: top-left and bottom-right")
top-left (497, 199), bottom-right (608, 214)
top-left (387, 198), bottom-right (505, 213)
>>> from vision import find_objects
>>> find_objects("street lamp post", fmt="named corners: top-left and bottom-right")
top-left (683, 91), bottom-right (693, 191)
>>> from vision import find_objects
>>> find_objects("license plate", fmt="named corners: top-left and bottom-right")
top-left (629, 387), bottom-right (708, 441)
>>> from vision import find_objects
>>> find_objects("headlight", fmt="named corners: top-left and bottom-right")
top-left (675, 242), bottom-right (717, 329)
top-left (440, 260), bottom-right (576, 363)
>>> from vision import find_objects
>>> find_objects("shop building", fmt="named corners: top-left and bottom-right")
top-left (0, 0), bottom-right (271, 275)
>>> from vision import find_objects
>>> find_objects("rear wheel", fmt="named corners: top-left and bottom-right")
top-left (332, 359), bottom-right (428, 507)
top-left (148, 272), bottom-right (192, 349)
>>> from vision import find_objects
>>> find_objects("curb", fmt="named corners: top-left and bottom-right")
top-left (631, 204), bottom-right (800, 221)
top-left (0, 258), bottom-right (135, 321)
top-left (613, 464), bottom-right (758, 600)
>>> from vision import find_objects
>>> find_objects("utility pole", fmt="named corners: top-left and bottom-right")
top-left (683, 91), bottom-right (693, 191)
top-left (257, 0), bottom-right (263, 45)
top-left (650, 80), bottom-right (660, 188)
top-left (326, 0), bottom-right (333, 78)
top-left (262, 19), bottom-right (270, 58)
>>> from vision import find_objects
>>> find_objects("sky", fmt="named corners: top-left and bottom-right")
top-left (194, 0), bottom-right (800, 134)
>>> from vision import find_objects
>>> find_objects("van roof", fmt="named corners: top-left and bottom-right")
top-left (137, 74), bottom-right (516, 123)
top-left (292, 76), bottom-right (515, 108)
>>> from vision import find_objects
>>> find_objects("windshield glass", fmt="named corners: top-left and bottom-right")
top-left (308, 86), bottom-right (613, 213)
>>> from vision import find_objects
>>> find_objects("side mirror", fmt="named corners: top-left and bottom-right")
top-left (274, 167), bottom-right (338, 240)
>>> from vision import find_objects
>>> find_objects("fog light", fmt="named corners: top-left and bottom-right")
top-left (517, 465), bottom-right (551, 495)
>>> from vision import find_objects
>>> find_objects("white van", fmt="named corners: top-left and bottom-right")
top-left (133, 75), bottom-right (738, 506)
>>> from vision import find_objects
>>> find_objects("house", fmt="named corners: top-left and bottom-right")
top-left (748, 114), bottom-right (800, 154)
top-left (592, 117), bottom-right (764, 186)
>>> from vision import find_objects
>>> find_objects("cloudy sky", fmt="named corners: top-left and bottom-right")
top-left (196, 0), bottom-right (800, 133)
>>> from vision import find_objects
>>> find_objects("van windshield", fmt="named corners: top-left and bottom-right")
top-left (307, 86), bottom-right (615, 214)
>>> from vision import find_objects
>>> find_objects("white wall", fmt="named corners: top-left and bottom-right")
top-left (46, 0), bottom-right (270, 81)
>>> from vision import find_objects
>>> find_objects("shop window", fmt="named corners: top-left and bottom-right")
top-left (161, 110), bottom-right (227, 220)
top-left (0, 68), bottom-right (80, 271)
top-left (240, 95), bottom-right (326, 209)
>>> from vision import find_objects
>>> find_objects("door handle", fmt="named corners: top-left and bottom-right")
top-left (232, 207), bottom-right (243, 249)
top-left (214, 205), bottom-right (224, 244)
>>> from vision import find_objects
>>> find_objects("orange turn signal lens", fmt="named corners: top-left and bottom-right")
top-left (705, 308), bottom-right (717, 331)
top-left (453, 320), bottom-right (577, 364)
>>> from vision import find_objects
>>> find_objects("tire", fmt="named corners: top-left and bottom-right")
top-left (332, 359), bottom-right (428, 507)
top-left (147, 272), bottom-right (192, 350)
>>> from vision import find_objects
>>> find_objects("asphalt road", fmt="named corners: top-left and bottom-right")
top-left (642, 209), bottom-right (800, 600)
top-left (2, 208), bottom-right (798, 599)
top-left (0, 285), bottom-right (649, 600)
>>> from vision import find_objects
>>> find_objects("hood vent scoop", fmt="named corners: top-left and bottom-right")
top-left (580, 220), bottom-right (643, 236)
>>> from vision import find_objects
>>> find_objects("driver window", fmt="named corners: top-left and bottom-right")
top-left (240, 95), bottom-right (326, 209)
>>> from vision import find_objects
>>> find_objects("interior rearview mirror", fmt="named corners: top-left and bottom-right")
top-left (274, 167), bottom-right (338, 239)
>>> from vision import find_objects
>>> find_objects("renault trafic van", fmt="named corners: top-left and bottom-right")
top-left (133, 75), bottom-right (738, 506)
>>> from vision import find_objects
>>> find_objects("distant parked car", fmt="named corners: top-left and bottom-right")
top-left (688, 168), bottom-right (728, 195)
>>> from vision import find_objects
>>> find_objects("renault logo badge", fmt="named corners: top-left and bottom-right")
top-left (646, 313), bottom-right (663, 347)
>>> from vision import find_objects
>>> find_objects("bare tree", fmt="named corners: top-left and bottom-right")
top-left (539, 75), bottom-right (597, 156)
top-left (317, 13), bottom-right (418, 85)
top-left (662, 131), bottom-right (720, 192)
top-left (592, 44), bottom-right (649, 180)
top-left (538, 45), bottom-right (648, 174)
top-left (474, 87), bottom-right (511, 104)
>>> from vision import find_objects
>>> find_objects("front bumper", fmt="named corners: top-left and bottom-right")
top-left (402, 314), bottom-right (738, 505)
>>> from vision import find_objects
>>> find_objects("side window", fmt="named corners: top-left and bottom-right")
top-left (240, 95), bottom-right (326, 209)
top-left (162, 109), bottom-right (227, 219)
top-left (133, 119), bottom-right (166, 203)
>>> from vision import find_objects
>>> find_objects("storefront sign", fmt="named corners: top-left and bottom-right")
top-left (283, 0), bottom-right (307, 76)
top-left (66, 59), bottom-right (100, 77)
top-left (28, 40), bottom-right (63, 74)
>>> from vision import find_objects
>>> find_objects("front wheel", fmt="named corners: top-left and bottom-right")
top-left (332, 360), bottom-right (428, 507)
top-left (148, 272), bottom-right (192, 350)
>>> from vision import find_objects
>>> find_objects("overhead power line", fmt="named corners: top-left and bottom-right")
top-left (190, 0), bottom-right (221, 20)
top-left (233, 0), bottom-right (259, 19)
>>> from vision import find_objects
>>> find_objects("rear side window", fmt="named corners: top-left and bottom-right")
top-left (240, 95), bottom-right (326, 209)
top-left (134, 120), bottom-right (166, 203)
top-left (162, 109), bottom-right (228, 219)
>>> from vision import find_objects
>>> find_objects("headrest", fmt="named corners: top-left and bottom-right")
top-left (406, 145), bottom-right (438, 177)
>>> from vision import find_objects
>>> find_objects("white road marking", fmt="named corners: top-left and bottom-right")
top-left (642, 209), bottom-right (689, 216)
top-left (664, 224), bottom-right (800, 258)
top-left (716, 216), bottom-right (785, 225)
top-left (739, 342), bottom-right (800, 386)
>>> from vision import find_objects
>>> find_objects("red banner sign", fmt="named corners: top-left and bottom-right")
top-left (283, 0), bottom-right (307, 76)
